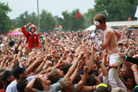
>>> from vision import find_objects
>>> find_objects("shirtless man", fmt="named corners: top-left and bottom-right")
top-left (91, 14), bottom-right (127, 91)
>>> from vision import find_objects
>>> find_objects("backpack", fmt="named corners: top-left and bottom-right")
top-left (26, 33), bottom-right (37, 43)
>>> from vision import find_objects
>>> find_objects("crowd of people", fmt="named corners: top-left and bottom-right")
top-left (0, 14), bottom-right (138, 92)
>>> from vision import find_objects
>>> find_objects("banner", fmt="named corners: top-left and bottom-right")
top-left (134, 5), bottom-right (138, 18)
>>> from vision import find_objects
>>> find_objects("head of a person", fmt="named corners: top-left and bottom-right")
top-left (119, 68), bottom-right (127, 78)
top-left (96, 83), bottom-right (109, 92)
top-left (61, 64), bottom-right (72, 75)
top-left (12, 66), bottom-right (27, 80)
top-left (92, 63), bottom-right (98, 72)
top-left (29, 24), bottom-right (36, 33)
top-left (59, 78), bottom-right (74, 92)
top-left (93, 14), bottom-right (106, 29)
top-left (1, 70), bottom-right (15, 85)
top-left (33, 74), bottom-right (51, 91)
top-left (49, 68), bottom-right (64, 84)
top-left (132, 85), bottom-right (138, 92)
top-left (86, 74), bottom-right (101, 86)
top-left (111, 87), bottom-right (125, 92)
top-left (17, 79), bottom-right (28, 92)
top-left (125, 78), bottom-right (133, 89)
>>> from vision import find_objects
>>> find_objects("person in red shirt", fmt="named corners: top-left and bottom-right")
top-left (21, 23), bottom-right (39, 49)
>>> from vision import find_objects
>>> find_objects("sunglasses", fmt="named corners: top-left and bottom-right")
top-left (94, 21), bottom-right (100, 25)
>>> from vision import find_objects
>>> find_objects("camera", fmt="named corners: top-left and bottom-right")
top-left (118, 43), bottom-right (123, 46)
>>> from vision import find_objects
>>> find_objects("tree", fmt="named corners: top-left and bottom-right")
top-left (86, 0), bottom-right (138, 22)
top-left (0, 2), bottom-right (12, 33)
top-left (58, 11), bottom-right (71, 31)
top-left (70, 9), bottom-right (85, 31)
top-left (40, 9), bottom-right (55, 32)
top-left (14, 11), bottom-right (37, 28)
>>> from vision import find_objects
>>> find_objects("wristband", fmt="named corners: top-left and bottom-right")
top-left (134, 72), bottom-right (138, 74)
top-left (74, 61), bottom-right (77, 64)
top-left (75, 69), bottom-right (79, 72)
top-left (133, 70), bottom-right (138, 73)
top-left (125, 56), bottom-right (127, 59)
top-left (94, 38), bottom-right (102, 46)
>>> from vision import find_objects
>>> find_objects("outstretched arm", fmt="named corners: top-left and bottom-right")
top-left (21, 23), bottom-right (31, 37)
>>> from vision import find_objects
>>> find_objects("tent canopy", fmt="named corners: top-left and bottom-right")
top-left (85, 20), bottom-right (138, 31)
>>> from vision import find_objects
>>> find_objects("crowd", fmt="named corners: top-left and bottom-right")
top-left (0, 21), bottom-right (138, 92)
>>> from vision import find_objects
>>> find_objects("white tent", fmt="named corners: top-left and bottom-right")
top-left (85, 25), bottom-right (96, 31)
top-left (85, 20), bottom-right (138, 31)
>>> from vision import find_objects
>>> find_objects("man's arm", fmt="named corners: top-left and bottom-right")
top-left (100, 31), bottom-right (112, 49)
top-left (21, 23), bottom-right (31, 37)
top-left (131, 64), bottom-right (138, 85)
top-left (26, 78), bottom-right (37, 92)
top-left (76, 66), bottom-right (88, 91)
top-left (119, 53), bottom-right (138, 65)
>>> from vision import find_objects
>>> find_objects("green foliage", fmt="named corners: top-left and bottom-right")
top-left (58, 9), bottom-right (85, 31)
top-left (70, 9), bottom-right (85, 31)
top-left (86, 0), bottom-right (138, 23)
top-left (0, 2), bottom-right (12, 33)
top-left (40, 9), bottom-right (56, 32)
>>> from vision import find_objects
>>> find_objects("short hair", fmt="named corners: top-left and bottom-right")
top-left (111, 87), bottom-right (125, 92)
top-left (86, 74), bottom-right (97, 86)
top-left (61, 64), bottom-right (72, 75)
top-left (59, 78), bottom-right (71, 92)
top-left (73, 74), bottom-right (81, 84)
top-left (33, 78), bottom-right (43, 91)
top-left (17, 79), bottom-right (28, 92)
top-left (49, 68), bottom-right (61, 84)
top-left (97, 86), bottom-right (108, 92)
top-left (94, 14), bottom-right (106, 24)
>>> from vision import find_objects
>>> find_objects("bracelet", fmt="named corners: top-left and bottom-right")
top-left (133, 70), bottom-right (138, 73)
top-left (125, 56), bottom-right (127, 59)
top-left (134, 72), bottom-right (138, 74)
top-left (75, 69), bottom-right (79, 72)
top-left (74, 61), bottom-right (77, 64)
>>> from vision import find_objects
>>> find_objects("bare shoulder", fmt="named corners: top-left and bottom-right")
top-left (104, 27), bottom-right (113, 35)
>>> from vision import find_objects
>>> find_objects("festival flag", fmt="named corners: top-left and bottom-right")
top-left (128, 17), bottom-right (132, 21)
top-left (134, 5), bottom-right (138, 21)
top-left (58, 13), bottom-right (64, 19)
top-left (76, 11), bottom-right (81, 18)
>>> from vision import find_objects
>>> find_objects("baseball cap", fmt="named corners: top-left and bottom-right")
top-left (1, 70), bottom-right (12, 82)
top-left (12, 66), bottom-right (27, 79)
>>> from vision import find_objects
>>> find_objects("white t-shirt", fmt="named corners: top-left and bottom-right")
top-left (6, 76), bottom-right (34, 92)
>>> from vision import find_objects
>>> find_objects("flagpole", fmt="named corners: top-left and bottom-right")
top-left (37, 0), bottom-right (40, 33)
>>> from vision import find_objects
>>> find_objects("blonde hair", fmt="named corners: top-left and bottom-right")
top-left (59, 78), bottom-right (71, 92)
top-left (111, 87), bottom-right (125, 92)
top-left (49, 68), bottom-right (61, 84)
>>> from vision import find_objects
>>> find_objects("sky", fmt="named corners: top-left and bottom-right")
top-left (1, 0), bottom-right (95, 19)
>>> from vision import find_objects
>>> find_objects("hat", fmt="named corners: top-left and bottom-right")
top-left (132, 85), bottom-right (138, 92)
top-left (1, 70), bottom-right (12, 82)
top-left (96, 83), bottom-right (107, 89)
top-left (12, 66), bottom-right (27, 79)
top-left (8, 41), bottom-right (15, 47)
